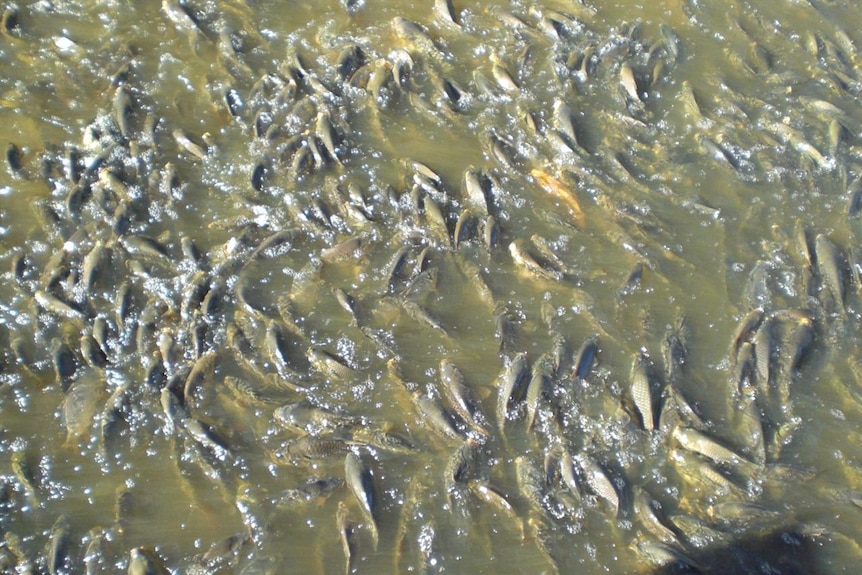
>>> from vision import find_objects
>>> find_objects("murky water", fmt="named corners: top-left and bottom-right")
top-left (2, 0), bottom-right (862, 573)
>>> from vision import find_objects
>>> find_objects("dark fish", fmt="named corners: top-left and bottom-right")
top-left (730, 309), bottom-right (763, 360)
top-left (51, 338), bottom-right (79, 391)
top-left (662, 316), bottom-right (689, 386)
top-left (444, 438), bottom-right (480, 511)
top-left (6, 142), bottom-right (23, 176)
top-left (47, 514), bottom-right (71, 575)
top-left (225, 88), bottom-right (244, 117)
top-left (572, 336), bottom-right (598, 381)
top-left (337, 44), bottom-right (366, 81)
top-left (494, 304), bottom-right (517, 354)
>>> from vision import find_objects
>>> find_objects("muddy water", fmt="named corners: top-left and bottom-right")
top-left (1, 0), bottom-right (862, 573)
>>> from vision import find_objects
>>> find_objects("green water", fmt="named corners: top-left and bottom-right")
top-left (1, 0), bottom-right (862, 573)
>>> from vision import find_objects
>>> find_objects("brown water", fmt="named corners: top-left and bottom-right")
top-left (1, 0), bottom-right (862, 573)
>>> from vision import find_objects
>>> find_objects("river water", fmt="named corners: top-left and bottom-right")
top-left (1, 0), bottom-right (862, 573)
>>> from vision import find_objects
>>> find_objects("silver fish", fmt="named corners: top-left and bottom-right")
top-left (345, 452), bottom-right (379, 549)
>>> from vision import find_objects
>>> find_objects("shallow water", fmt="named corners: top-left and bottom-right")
top-left (1, 0), bottom-right (862, 573)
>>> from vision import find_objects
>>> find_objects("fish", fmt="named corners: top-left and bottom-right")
top-left (119, 233), bottom-right (170, 264)
top-left (264, 320), bottom-right (304, 384)
top-left (814, 233), bottom-right (847, 315)
top-left (183, 350), bottom-right (217, 408)
top-left (113, 86), bottom-right (132, 137)
top-left (332, 286), bottom-right (360, 327)
top-left (552, 99), bottom-right (580, 151)
top-left (633, 487), bottom-right (678, 544)
top-left (128, 547), bottom-right (169, 575)
top-left (620, 63), bottom-right (641, 102)
top-left (510, 240), bottom-right (563, 282)
top-left (579, 456), bottom-right (619, 516)
top-left (673, 426), bottom-right (756, 471)
top-left (336, 501), bottom-right (357, 575)
top-left (453, 209), bottom-right (474, 249)
top-left (411, 391), bottom-right (463, 440)
top-left (307, 348), bottom-right (354, 380)
top-left (525, 353), bottom-right (553, 430)
top-left (172, 128), bottom-right (208, 160)
top-left (63, 374), bottom-right (106, 446)
top-left (630, 352), bottom-right (657, 431)
top-left (83, 527), bottom-right (109, 575)
top-left (730, 309), bottom-right (764, 360)
top-left (51, 338), bottom-right (79, 391)
top-left (399, 298), bottom-right (448, 335)
top-left (345, 452), bottom-right (379, 550)
top-left (491, 55), bottom-right (519, 93)
top-left (444, 438), bottom-right (479, 512)
top-left (515, 455), bottom-right (547, 517)
top-left (101, 382), bottom-right (131, 456)
top-left (439, 359), bottom-right (485, 435)
top-left (315, 110), bottom-right (342, 164)
top-left (497, 352), bottom-right (528, 432)
top-left (530, 168), bottom-right (585, 227)
top-left (162, 0), bottom-right (203, 37)
top-left (662, 316), bottom-right (689, 386)
top-left (12, 450), bottom-right (39, 509)
top-left (555, 447), bottom-right (580, 499)
top-left (462, 167), bottom-right (490, 216)
top-left (271, 477), bottom-right (344, 508)
top-left (35, 290), bottom-right (86, 322)
top-left (272, 436), bottom-right (351, 463)
top-left (46, 514), bottom-right (71, 575)
top-left (352, 427), bottom-right (416, 454)
top-left (469, 480), bottom-right (523, 538)
top-left (635, 540), bottom-right (700, 571)
top-left (572, 336), bottom-right (599, 381)
top-left (434, 0), bottom-right (460, 28)
top-left (273, 402), bottom-right (359, 435)
top-left (199, 532), bottom-right (251, 570)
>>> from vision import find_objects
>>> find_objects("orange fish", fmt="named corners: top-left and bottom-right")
top-left (530, 168), bottom-right (585, 227)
